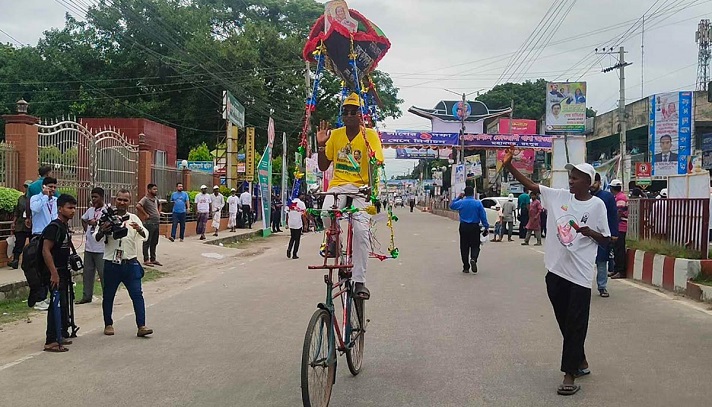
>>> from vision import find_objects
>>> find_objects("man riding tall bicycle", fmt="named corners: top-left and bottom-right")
top-left (316, 92), bottom-right (383, 301)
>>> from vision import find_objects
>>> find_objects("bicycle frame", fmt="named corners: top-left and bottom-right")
top-left (308, 196), bottom-right (359, 354)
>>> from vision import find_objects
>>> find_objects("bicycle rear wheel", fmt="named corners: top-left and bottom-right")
top-left (301, 309), bottom-right (336, 407)
top-left (345, 294), bottom-right (365, 376)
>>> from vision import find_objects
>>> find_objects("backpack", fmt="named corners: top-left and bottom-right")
top-left (21, 220), bottom-right (65, 306)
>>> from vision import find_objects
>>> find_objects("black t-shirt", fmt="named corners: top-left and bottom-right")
top-left (42, 220), bottom-right (70, 271)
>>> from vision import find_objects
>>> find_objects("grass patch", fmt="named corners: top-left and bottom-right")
top-left (0, 269), bottom-right (167, 325)
top-left (224, 235), bottom-right (270, 249)
top-left (626, 238), bottom-right (703, 259)
top-left (693, 274), bottom-right (712, 287)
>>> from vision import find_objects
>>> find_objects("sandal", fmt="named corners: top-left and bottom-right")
top-left (574, 368), bottom-right (590, 378)
top-left (354, 283), bottom-right (370, 300)
top-left (557, 383), bottom-right (580, 396)
top-left (43, 343), bottom-right (69, 353)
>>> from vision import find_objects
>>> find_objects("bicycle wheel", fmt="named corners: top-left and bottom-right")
top-left (301, 309), bottom-right (336, 407)
top-left (345, 294), bottom-right (365, 376)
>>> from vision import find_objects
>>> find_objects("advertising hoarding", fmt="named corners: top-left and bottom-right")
top-left (649, 91), bottom-right (693, 177)
top-left (545, 82), bottom-right (586, 133)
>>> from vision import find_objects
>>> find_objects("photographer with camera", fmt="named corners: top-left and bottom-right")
top-left (94, 189), bottom-right (153, 338)
top-left (41, 194), bottom-right (78, 353)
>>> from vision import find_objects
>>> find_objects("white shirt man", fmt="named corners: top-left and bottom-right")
top-left (240, 191), bottom-right (252, 207)
top-left (286, 197), bottom-right (307, 259)
top-left (240, 190), bottom-right (253, 228)
top-left (227, 190), bottom-right (240, 231)
top-left (210, 187), bottom-right (225, 236)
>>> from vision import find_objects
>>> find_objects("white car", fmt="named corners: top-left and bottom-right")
top-left (480, 197), bottom-right (519, 231)
top-left (394, 197), bottom-right (403, 207)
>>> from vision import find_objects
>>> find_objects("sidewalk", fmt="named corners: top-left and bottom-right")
top-left (0, 226), bottom-right (266, 300)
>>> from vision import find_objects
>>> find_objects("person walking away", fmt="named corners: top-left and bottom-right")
top-left (227, 189), bottom-right (240, 232)
top-left (94, 189), bottom-right (153, 338)
top-left (493, 206), bottom-right (504, 242)
top-left (518, 189), bottom-right (531, 239)
top-left (195, 185), bottom-right (211, 240)
top-left (137, 184), bottom-right (162, 267)
top-left (240, 187), bottom-right (252, 228)
top-left (503, 149), bottom-right (610, 396)
top-left (77, 187), bottom-right (107, 304)
top-left (41, 194), bottom-right (77, 352)
top-left (609, 179), bottom-right (628, 279)
top-left (316, 92), bottom-right (384, 300)
top-left (501, 194), bottom-right (516, 242)
top-left (450, 186), bottom-right (489, 273)
top-left (409, 195), bottom-right (416, 212)
top-left (590, 174), bottom-right (619, 297)
top-left (271, 193), bottom-right (283, 233)
top-left (522, 191), bottom-right (543, 246)
top-left (9, 180), bottom-right (32, 269)
top-left (287, 194), bottom-right (307, 259)
top-left (169, 183), bottom-right (189, 242)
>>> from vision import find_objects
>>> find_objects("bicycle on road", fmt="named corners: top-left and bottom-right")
top-left (301, 189), bottom-right (369, 407)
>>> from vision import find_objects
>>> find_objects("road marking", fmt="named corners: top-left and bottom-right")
top-left (529, 248), bottom-right (546, 255)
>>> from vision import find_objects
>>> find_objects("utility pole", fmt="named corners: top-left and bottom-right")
top-left (599, 46), bottom-right (633, 183)
top-left (460, 92), bottom-right (466, 166)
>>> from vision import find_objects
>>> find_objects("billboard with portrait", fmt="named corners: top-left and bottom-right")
top-left (649, 91), bottom-right (693, 177)
top-left (545, 82), bottom-right (586, 133)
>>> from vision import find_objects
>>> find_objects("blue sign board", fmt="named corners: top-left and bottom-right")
top-left (176, 161), bottom-right (214, 173)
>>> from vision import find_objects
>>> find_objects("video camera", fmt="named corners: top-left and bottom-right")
top-left (99, 206), bottom-right (130, 240)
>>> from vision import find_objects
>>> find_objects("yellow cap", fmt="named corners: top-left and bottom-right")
top-left (343, 92), bottom-right (362, 107)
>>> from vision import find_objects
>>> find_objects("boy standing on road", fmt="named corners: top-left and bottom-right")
top-left (501, 194), bottom-right (516, 242)
top-left (137, 184), bottom-right (162, 267)
top-left (590, 174), bottom-right (619, 297)
top-left (286, 195), bottom-right (307, 259)
top-left (228, 189), bottom-right (240, 232)
top-left (195, 185), bottom-right (212, 240)
top-left (450, 186), bottom-right (489, 274)
top-left (77, 187), bottom-right (107, 304)
top-left (503, 148), bottom-right (610, 396)
top-left (41, 194), bottom-right (77, 352)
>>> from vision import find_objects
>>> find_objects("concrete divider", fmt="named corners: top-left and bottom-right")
top-left (626, 248), bottom-right (712, 302)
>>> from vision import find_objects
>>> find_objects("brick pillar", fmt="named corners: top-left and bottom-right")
top-left (213, 173), bottom-right (220, 189)
top-left (181, 169), bottom-right (191, 190)
top-left (137, 134), bottom-right (153, 202)
top-left (2, 101), bottom-right (39, 190)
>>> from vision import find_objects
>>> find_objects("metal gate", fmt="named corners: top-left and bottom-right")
top-left (36, 119), bottom-right (139, 228)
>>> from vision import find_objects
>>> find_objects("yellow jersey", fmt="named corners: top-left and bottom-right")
top-left (325, 127), bottom-right (384, 188)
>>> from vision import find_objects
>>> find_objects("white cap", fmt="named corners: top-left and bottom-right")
top-left (609, 179), bottom-right (623, 188)
top-left (200, 185), bottom-right (208, 189)
top-left (508, 193), bottom-right (514, 200)
top-left (213, 185), bottom-right (219, 189)
top-left (564, 162), bottom-right (596, 186)
top-left (660, 188), bottom-right (668, 197)
top-left (230, 188), bottom-right (236, 192)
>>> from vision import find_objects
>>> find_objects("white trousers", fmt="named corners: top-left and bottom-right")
top-left (321, 184), bottom-right (370, 284)
top-left (212, 211), bottom-right (221, 229)
top-left (228, 212), bottom-right (238, 228)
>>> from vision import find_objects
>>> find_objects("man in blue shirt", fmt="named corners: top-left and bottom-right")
top-left (450, 186), bottom-right (489, 274)
top-left (169, 182), bottom-right (190, 242)
top-left (590, 173), bottom-right (619, 297)
top-left (29, 177), bottom-right (59, 236)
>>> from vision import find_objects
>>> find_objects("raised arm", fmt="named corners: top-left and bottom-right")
top-left (316, 120), bottom-right (332, 172)
top-left (502, 147), bottom-right (540, 194)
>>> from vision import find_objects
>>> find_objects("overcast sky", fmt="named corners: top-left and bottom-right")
top-left (1, 0), bottom-right (710, 176)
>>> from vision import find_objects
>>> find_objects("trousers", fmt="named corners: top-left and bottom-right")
top-left (196, 212), bottom-right (209, 235)
top-left (46, 269), bottom-right (71, 345)
top-left (545, 272), bottom-right (591, 374)
top-left (459, 222), bottom-right (481, 270)
top-left (142, 222), bottom-right (159, 262)
top-left (524, 229), bottom-right (542, 244)
top-left (241, 205), bottom-right (252, 228)
top-left (288, 228), bottom-right (302, 256)
top-left (102, 260), bottom-right (146, 327)
top-left (82, 251), bottom-right (105, 301)
top-left (321, 184), bottom-right (370, 284)
top-left (171, 212), bottom-right (186, 239)
top-left (614, 231), bottom-right (627, 274)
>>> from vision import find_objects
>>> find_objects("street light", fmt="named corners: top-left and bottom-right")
top-left (16, 99), bottom-right (28, 114)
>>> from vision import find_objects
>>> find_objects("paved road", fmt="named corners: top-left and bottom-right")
top-left (1, 209), bottom-right (712, 406)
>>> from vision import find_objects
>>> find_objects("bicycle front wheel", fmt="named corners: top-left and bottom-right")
top-left (301, 309), bottom-right (336, 407)
top-left (345, 295), bottom-right (365, 376)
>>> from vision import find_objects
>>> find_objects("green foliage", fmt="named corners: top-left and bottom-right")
top-left (187, 190), bottom-right (200, 202)
top-left (626, 238), bottom-right (702, 260)
top-left (188, 143), bottom-right (212, 161)
top-left (476, 79), bottom-right (547, 120)
top-left (0, 187), bottom-right (22, 213)
top-left (0, 0), bottom-right (401, 158)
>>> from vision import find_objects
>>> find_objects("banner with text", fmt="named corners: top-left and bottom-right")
top-left (649, 91), bottom-right (693, 177)
top-left (382, 131), bottom-right (552, 150)
top-left (545, 82), bottom-right (586, 133)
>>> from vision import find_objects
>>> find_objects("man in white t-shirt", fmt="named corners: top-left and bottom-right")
top-left (194, 185), bottom-right (212, 240)
top-left (503, 148), bottom-right (610, 397)
top-left (227, 188), bottom-right (240, 232)
top-left (286, 195), bottom-right (307, 259)
top-left (77, 187), bottom-right (107, 304)
top-left (210, 186), bottom-right (225, 237)
top-left (240, 188), bottom-right (252, 228)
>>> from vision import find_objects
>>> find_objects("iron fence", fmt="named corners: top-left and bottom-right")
top-left (0, 142), bottom-right (19, 189)
top-left (151, 165), bottom-right (182, 201)
top-left (190, 171), bottom-right (214, 191)
top-left (629, 198), bottom-right (710, 259)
